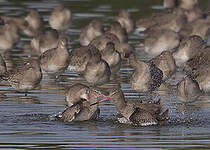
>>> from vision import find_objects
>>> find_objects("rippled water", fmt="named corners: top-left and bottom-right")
top-left (0, 0), bottom-right (210, 149)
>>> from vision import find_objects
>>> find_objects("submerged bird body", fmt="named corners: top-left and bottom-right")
top-left (107, 89), bottom-right (169, 126)
top-left (59, 83), bottom-right (104, 122)
top-left (59, 101), bottom-right (83, 122)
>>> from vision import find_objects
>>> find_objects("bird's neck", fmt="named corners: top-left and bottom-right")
top-left (113, 93), bottom-right (127, 113)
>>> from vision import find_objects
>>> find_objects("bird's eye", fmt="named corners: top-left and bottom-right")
top-left (86, 90), bottom-right (90, 94)
top-left (94, 90), bottom-right (98, 93)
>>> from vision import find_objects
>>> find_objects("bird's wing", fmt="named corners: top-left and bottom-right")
top-left (60, 104), bottom-right (82, 122)
top-left (129, 108), bottom-right (157, 126)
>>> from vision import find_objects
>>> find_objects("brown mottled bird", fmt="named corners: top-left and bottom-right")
top-left (151, 51), bottom-right (176, 81)
top-left (40, 38), bottom-right (70, 76)
top-left (177, 75), bottom-right (201, 102)
top-left (68, 46), bottom-right (92, 73)
top-left (80, 19), bottom-right (104, 46)
top-left (144, 29), bottom-right (180, 57)
top-left (49, 3), bottom-right (71, 32)
top-left (94, 89), bottom-right (169, 126)
top-left (101, 42), bottom-right (121, 74)
top-left (1, 59), bottom-right (42, 92)
top-left (1, 8), bottom-right (43, 37)
top-left (136, 8), bottom-right (186, 33)
top-left (0, 54), bottom-right (6, 76)
top-left (57, 83), bottom-right (106, 122)
top-left (113, 10), bottom-right (135, 34)
top-left (90, 32), bottom-right (132, 59)
top-left (106, 21), bottom-right (128, 43)
top-left (173, 35), bottom-right (204, 67)
top-left (129, 53), bottom-right (163, 92)
top-left (0, 20), bottom-right (19, 50)
top-left (83, 45), bottom-right (111, 85)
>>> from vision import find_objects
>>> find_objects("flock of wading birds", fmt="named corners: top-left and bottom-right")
top-left (0, 0), bottom-right (210, 126)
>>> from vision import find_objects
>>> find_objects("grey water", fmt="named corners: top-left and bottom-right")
top-left (0, 0), bottom-right (210, 149)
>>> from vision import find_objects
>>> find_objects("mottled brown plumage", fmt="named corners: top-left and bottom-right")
top-left (113, 10), bottom-right (135, 34)
top-left (177, 75), bottom-right (201, 102)
top-left (179, 0), bottom-right (198, 10)
top-left (0, 54), bottom-right (6, 76)
top-left (90, 32), bottom-right (120, 51)
top-left (0, 21), bottom-right (19, 50)
top-left (80, 19), bottom-right (104, 46)
top-left (60, 101), bottom-right (83, 122)
top-left (106, 21), bottom-right (128, 43)
top-left (40, 38), bottom-right (69, 76)
top-left (101, 42), bottom-right (121, 74)
top-left (1, 59), bottom-right (42, 92)
top-left (49, 3), bottom-right (71, 31)
top-left (90, 32), bottom-right (132, 59)
top-left (1, 9), bottom-right (43, 37)
top-left (136, 8), bottom-right (185, 32)
top-left (23, 9), bottom-right (43, 37)
top-left (31, 29), bottom-right (59, 54)
top-left (180, 19), bottom-right (210, 39)
top-left (129, 53), bottom-right (163, 92)
top-left (151, 51), bottom-right (176, 81)
top-left (187, 65), bottom-right (210, 93)
top-left (68, 46), bottom-right (92, 73)
top-left (186, 47), bottom-right (210, 69)
top-left (59, 83), bottom-right (105, 122)
top-left (106, 89), bottom-right (169, 126)
top-left (144, 28), bottom-right (180, 57)
top-left (163, 0), bottom-right (177, 9)
top-left (84, 45), bottom-right (111, 85)
top-left (173, 35), bottom-right (204, 67)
